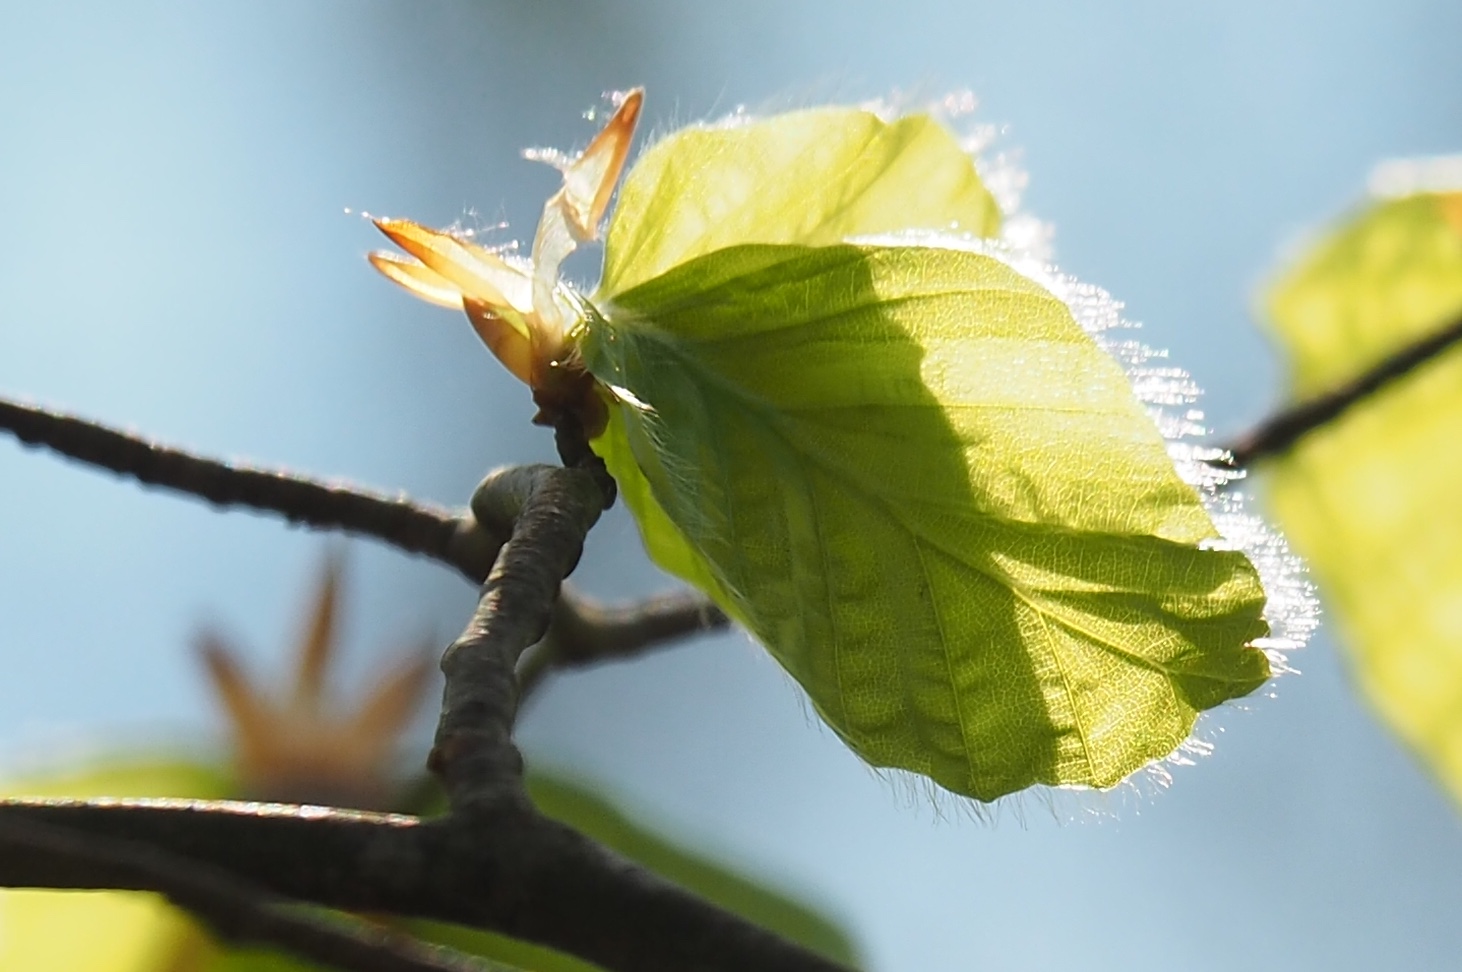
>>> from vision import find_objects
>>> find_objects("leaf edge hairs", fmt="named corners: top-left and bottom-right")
top-left (368, 89), bottom-right (1317, 804)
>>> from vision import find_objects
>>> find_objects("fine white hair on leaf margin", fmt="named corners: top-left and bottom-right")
top-left (859, 88), bottom-right (1044, 255)
top-left (599, 91), bottom-right (1317, 821)
top-left (848, 226), bottom-right (1320, 819)
top-left (661, 90), bottom-right (1317, 821)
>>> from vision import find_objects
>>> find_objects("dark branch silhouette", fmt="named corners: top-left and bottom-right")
top-left (0, 395), bottom-right (501, 581)
top-left (0, 813), bottom-right (492, 972)
top-left (0, 797), bottom-right (851, 972)
top-left (519, 591), bottom-right (730, 702)
top-left (0, 397), bottom-right (831, 972)
top-left (1221, 311), bottom-right (1462, 466)
top-left (0, 394), bottom-right (727, 657)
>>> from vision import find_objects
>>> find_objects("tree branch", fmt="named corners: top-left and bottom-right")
top-left (0, 813), bottom-right (494, 972)
top-left (0, 798), bottom-right (854, 972)
top-left (519, 592), bottom-right (730, 703)
top-left (0, 395), bottom-right (502, 580)
top-left (1220, 311), bottom-right (1462, 467)
top-left (0, 399), bottom-right (847, 971)
top-left (0, 394), bottom-right (722, 674)
top-left (432, 464), bottom-right (607, 808)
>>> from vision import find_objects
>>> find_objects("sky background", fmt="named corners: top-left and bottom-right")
top-left (3, 2), bottom-right (1461, 969)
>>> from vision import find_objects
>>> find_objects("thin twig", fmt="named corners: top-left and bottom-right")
top-left (0, 394), bottom-right (715, 651)
top-left (0, 395), bottom-right (502, 580)
top-left (0, 394), bottom-right (726, 680)
top-left (1220, 311), bottom-right (1462, 467)
top-left (519, 591), bottom-right (730, 702)
top-left (0, 399), bottom-right (849, 971)
top-left (0, 813), bottom-right (493, 972)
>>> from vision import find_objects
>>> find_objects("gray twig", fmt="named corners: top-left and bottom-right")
top-left (0, 394), bottom-right (723, 674)
top-left (0, 398), bottom-right (851, 971)
top-left (0, 797), bottom-right (854, 972)
top-left (0, 395), bottom-right (502, 580)
top-left (1220, 311), bottom-right (1462, 466)
top-left (0, 812), bottom-right (494, 972)
top-left (519, 591), bottom-right (730, 702)
top-left (432, 464), bottom-right (607, 808)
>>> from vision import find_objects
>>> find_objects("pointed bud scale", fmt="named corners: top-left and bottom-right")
top-left (370, 91), bottom-right (645, 432)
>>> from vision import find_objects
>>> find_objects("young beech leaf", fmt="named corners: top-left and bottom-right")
top-left (1264, 182), bottom-right (1462, 806)
top-left (370, 93), bottom-right (1277, 802)
top-left (600, 104), bottom-right (1002, 295)
top-left (583, 242), bottom-right (1270, 800)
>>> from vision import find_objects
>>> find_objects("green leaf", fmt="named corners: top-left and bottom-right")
top-left (1264, 189), bottom-right (1462, 804)
top-left (600, 104), bottom-right (1001, 296)
top-left (583, 241), bottom-right (1270, 801)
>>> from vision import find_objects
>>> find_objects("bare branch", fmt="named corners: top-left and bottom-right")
top-left (0, 395), bottom-right (723, 663)
top-left (519, 591), bottom-right (730, 702)
top-left (0, 798), bottom-right (854, 972)
top-left (0, 395), bottom-right (501, 579)
top-left (1, 402), bottom-right (847, 971)
top-left (0, 812), bottom-right (493, 972)
top-left (1220, 311), bottom-right (1462, 467)
top-left (433, 464), bottom-right (608, 809)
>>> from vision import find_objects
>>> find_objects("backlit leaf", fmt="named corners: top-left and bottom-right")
top-left (1263, 183), bottom-right (1462, 805)
top-left (599, 104), bottom-right (1001, 295)
top-left (368, 93), bottom-right (1284, 801)
top-left (585, 240), bottom-right (1271, 801)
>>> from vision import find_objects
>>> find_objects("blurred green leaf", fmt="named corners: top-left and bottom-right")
top-left (203, 930), bottom-right (528, 972)
top-left (1264, 188), bottom-right (1462, 804)
top-left (586, 239), bottom-right (1270, 801)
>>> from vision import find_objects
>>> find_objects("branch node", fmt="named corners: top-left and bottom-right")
top-left (437, 465), bottom-right (608, 809)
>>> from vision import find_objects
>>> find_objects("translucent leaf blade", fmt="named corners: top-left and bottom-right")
top-left (1271, 193), bottom-right (1462, 397)
top-left (600, 106), bottom-right (1001, 296)
top-left (1264, 188), bottom-right (1462, 805)
top-left (586, 243), bottom-right (1270, 800)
